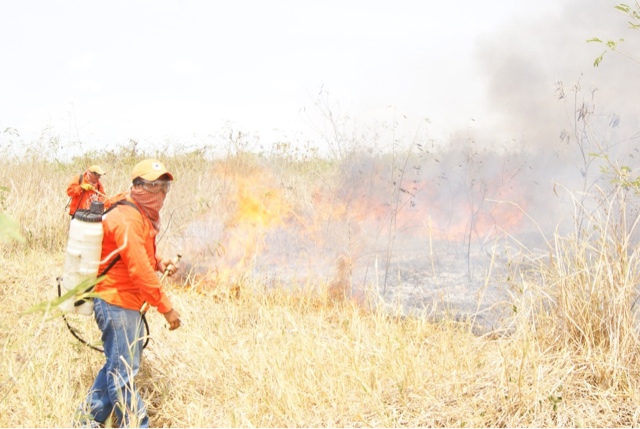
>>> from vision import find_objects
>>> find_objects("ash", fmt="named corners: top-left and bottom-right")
top-left (177, 219), bottom-right (518, 333)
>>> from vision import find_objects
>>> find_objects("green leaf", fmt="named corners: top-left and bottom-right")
top-left (615, 4), bottom-right (631, 13)
top-left (593, 52), bottom-right (606, 67)
top-left (0, 213), bottom-right (24, 243)
top-left (23, 276), bottom-right (113, 315)
top-left (586, 37), bottom-right (603, 43)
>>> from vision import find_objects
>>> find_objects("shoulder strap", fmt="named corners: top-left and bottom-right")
top-left (97, 254), bottom-right (121, 278)
top-left (104, 199), bottom-right (140, 215)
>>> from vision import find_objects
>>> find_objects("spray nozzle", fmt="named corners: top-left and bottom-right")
top-left (160, 252), bottom-right (182, 281)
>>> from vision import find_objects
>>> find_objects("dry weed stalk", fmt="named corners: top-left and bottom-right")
top-left (507, 180), bottom-right (640, 397)
top-left (3, 147), bottom-right (640, 426)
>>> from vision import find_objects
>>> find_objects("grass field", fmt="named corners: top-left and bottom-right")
top-left (2, 140), bottom-right (640, 427)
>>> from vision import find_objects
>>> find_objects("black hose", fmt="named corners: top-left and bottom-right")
top-left (57, 279), bottom-right (150, 353)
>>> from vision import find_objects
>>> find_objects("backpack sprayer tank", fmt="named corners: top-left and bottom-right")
top-left (59, 201), bottom-right (104, 315)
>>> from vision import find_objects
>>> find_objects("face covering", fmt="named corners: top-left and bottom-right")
top-left (130, 186), bottom-right (166, 231)
top-left (86, 171), bottom-right (99, 186)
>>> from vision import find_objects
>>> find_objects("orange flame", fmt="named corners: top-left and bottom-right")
top-left (181, 160), bottom-right (528, 296)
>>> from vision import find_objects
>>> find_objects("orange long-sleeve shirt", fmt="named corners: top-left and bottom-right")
top-left (66, 172), bottom-right (106, 215)
top-left (94, 194), bottom-right (173, 314)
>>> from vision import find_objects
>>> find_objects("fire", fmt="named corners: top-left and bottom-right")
top-left (232, 188), bottom-right (288, 229)
top-left (313, 170), bottom-right (528, 243)
top-left (210, 164), bottom-right (292, 284)
top-left (178, 157), bottom-right (529, 298)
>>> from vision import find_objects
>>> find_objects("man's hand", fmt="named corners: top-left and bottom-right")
top-left (81, 183), bottom-right (95, 191)
top-left (158, 256), bottom-right (181, 277)
top-left (163, 308), bottom-right (181, 331)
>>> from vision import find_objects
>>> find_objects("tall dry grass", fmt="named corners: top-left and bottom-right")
top-left (2, 142), bottom-right (640, 427)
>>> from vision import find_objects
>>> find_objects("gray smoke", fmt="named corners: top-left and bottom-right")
top-left (465, 0), bottom-right (640, 235)
top-left (475, 0), bottom-right (639, 153)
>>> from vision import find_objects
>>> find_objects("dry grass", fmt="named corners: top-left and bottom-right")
top-left (2, 145), bottom-right (640, 427)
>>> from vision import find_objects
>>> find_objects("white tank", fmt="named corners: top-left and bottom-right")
top-left (60, 202), bottom-right (104, 315)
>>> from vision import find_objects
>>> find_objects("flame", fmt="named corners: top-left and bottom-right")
top-left (311, 170), bottom-right (527, 243)
top-left (216, 167), bottom-right (291, 282)
top-left (180, 159), bottom-right (529, 296)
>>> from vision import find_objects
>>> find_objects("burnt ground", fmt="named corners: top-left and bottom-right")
top-left (176, 217), bottom-right (524, 333)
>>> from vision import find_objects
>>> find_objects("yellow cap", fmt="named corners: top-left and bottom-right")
top-left (88, 165), bottom-right (105, 175)
top-left (131, 159), bottom-right (174, 181)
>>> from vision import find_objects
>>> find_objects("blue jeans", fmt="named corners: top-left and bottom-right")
top-left (76, 298), bottom-right (149, 428)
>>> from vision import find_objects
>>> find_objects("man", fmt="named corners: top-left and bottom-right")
top-left (76, 159), bottom-right (181, 428)
top-left (66, 165), bottom-right (107, 217)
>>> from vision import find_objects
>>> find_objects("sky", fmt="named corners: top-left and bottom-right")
top-left (1, 0), bottom-right (638, 157)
